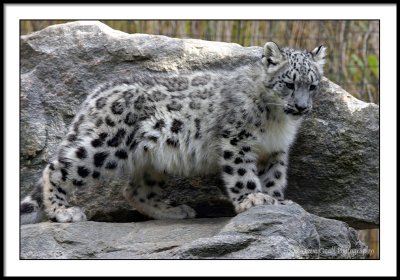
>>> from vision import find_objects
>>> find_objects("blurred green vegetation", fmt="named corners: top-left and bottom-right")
top-left (357, 228), bottom-right (380, 259)
top-left (21, 20), bottom-right (379, 104)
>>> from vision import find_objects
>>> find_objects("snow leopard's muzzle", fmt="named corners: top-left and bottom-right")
top-left (284, 88), bottom-right (313, 116)
top-left (284, 104), bottom-right (312, 116)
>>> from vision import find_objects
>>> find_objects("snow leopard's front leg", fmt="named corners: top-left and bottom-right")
top-left (220, 135), bottom-right (279, 214)
top-left (258, 151), bottom-right (290, 202)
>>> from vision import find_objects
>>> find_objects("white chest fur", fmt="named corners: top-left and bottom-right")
top-left (255, 116), bottom-right (302, 155)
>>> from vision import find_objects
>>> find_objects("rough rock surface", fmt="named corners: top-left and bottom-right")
top-left (20, 203), bottom-right (369, 259)
top-left (286, 80), bottom-right (379, 229)
top-left (20, 21), bottom-right (379, 228)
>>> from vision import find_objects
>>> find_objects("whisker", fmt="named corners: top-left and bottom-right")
top-left (264, 103), bottom-right (286, 107)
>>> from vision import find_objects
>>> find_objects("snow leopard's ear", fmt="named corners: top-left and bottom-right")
top-left (262, 42), bottom-right (284, 68)
top-left (311, 45), bottom-right (327, 70)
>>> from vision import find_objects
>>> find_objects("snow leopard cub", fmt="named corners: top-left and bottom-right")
top-left (20, 42), bottom-right (326, 223)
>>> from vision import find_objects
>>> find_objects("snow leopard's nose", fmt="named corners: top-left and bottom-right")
top-left (295, 104), bottom-right (308, 113)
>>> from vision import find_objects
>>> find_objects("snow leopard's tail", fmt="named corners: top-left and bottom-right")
top-left (20, 176), bottom-right (44, 225)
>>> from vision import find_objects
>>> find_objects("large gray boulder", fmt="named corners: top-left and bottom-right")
top-left (286, 80), bottom-right (379, 229)
top-left (20, 21), bottom-right (379, 229)
top-left (20, 203), bottom-right (369, 259)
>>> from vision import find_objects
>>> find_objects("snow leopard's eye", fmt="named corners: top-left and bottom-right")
top-left (309, 85), bottom-right (316, 91)
top-left (285, 83), bottom-right (295, 90)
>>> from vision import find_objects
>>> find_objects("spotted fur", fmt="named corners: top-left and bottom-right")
top-left (20, 42), bottom-right (326, 223)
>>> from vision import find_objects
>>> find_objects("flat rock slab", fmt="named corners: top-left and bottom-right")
top-left (21, 203), bottom-right (369, 259)
top-left (20, 21), bottom-right (379, 229)
top-left (21, 218), bottom-right (228, 259)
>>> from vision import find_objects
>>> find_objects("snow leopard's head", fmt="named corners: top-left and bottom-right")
top-left (261, 41), bottom-right (326, 116)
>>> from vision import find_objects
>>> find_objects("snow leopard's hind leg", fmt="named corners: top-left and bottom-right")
top-left (20, 161), bottom-right (87, 224)
top-left (42, 162), bottom-right (87, 223)
top-left (123, 169), bottom-right (196, 219)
